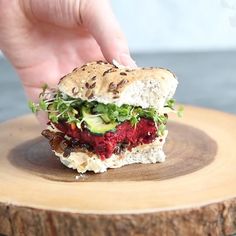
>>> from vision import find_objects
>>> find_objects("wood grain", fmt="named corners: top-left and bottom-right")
top-left (1, 105), bottom-right (236, 236)
top-left (7, 122), bottom-right (216, 182)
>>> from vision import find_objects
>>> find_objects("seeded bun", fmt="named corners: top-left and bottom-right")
top-left (58, 61), bottom-right (178, 110)
top-left (46, 129), bottom-right (168, 173)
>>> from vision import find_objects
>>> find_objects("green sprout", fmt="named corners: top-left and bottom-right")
top-left (28, 84), bottom-right (183, 135)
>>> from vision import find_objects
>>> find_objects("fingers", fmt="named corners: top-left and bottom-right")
top-left (80, 0), bottom-right (137, 67)
top-left (19, 0), bottom-right (81, 28)
top-left (19, 0), bottom-right (136, 67)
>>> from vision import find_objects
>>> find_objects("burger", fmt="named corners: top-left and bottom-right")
top-left (29, 61), bottom-right (180, 173)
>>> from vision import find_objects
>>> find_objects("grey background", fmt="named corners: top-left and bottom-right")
top-left (1, 50), bottom-right (236, 123)
top-left (1, 0), bottom-right (236, 122)
top-left (111, 0), bottom-right (236, 52)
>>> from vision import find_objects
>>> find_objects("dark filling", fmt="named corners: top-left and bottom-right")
top-left (43, 118), bottom-right (158, 160)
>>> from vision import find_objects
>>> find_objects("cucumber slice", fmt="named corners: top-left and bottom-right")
top-left (100, 113), bottom-right (111, 123)
top-left (82, 107), bottom-right (117, 134)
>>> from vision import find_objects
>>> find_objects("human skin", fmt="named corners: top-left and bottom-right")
top-left (0, 0), bottom-right (136, 105)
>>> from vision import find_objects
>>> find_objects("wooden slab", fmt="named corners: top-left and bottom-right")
top-left (1, 105), bottom-right (236, 236)
top-left (8, 122), bottom-right (216, 182)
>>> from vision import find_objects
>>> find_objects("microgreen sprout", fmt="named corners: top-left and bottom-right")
top-left (28, 85), bottom-right (183, 135)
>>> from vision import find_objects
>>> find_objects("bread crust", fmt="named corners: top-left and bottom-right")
top-left (58, 61), bottom-right (178, 109)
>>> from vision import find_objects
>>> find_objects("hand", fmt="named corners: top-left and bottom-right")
top-left (0, 0), bottom-right (136, 103)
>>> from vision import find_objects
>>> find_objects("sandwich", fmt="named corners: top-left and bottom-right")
top-left (29, 61), bottom-right (180, 173)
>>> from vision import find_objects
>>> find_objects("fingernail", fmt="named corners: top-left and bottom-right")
top-left (118, 53), bottom-right (138, 68)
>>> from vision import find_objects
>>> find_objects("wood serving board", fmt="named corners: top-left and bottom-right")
top-left (1, 105), bottom-right (236, 236)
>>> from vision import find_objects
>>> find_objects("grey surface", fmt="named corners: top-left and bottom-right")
top-left (0, 51), bottom-right (236, 122)
top-left (0, 58), bottom-right (29, 122)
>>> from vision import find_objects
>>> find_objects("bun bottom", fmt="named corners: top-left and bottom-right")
top-left (54, 131), bottom-right (168, 173)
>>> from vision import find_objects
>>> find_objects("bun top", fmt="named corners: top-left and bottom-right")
top-left (58, 61), bottom-right (178, 110)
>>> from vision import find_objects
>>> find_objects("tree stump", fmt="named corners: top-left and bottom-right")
top-left (0, 106), bottom-right (236, 236)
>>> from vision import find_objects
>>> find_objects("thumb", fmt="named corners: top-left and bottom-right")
top-left (80, 0), bottom-right (137, 67)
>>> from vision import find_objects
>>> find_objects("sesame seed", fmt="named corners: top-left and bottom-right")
top-left (59, 75), bottom-right (66, 82)
top-left (85, 82), bottom-right (90, 89)
top-left (90, 82), bottom-right (96, 89)
top-left (88, 91), bottom-right (94, 99)
top-left (117, 79), bottom-right (127, 89)
top-left (103, 68), bottom-right (113, 76)
top-left (72, 87), bottom-right (79, 96)
top-left (108, 82), bottom-right (116, 91)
